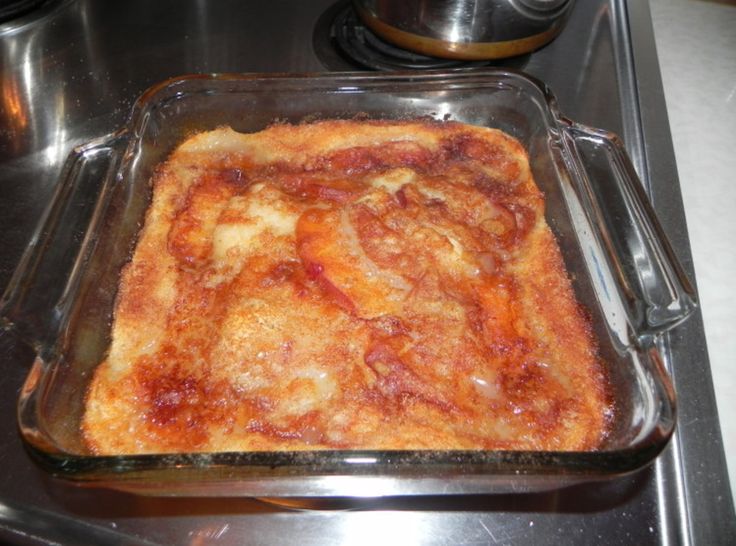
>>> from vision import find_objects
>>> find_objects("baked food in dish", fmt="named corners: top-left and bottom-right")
top-left (82, 119), bottom-right (611, 455)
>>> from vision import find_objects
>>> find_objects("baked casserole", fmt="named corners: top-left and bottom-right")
top-left (83, 119), bottom-right (611, 454)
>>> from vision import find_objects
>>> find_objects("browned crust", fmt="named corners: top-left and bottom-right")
top-left (83, 120), bottom-right (611, 455)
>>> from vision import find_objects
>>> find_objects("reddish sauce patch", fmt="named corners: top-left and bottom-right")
top-left (394, 187), bottom-right (408, 208)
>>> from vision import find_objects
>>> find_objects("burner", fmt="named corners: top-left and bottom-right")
top-left (0, 0), bottom-right (48, 23)
top-left (333, 6), bottom-right (491, 71)
top-left (313, 0), bottom-right (529, 72)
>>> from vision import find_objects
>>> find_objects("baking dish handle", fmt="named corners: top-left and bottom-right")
top-left (0, 131), bottom-right (131, 354)
top-left (560, 122), bottom-right (697, 337)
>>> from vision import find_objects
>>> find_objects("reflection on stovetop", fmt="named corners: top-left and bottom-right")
top-left (47, 469), bottom-right (650, 515)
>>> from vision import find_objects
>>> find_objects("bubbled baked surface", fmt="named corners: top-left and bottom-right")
top-left (82, 120), bottom-right (611, 455)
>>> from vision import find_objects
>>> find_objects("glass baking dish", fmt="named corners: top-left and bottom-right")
top-left (0, 70), bottom-right (696, 496)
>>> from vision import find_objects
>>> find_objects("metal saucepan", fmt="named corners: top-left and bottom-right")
top-left (353, 0), bottom-right (574, 60)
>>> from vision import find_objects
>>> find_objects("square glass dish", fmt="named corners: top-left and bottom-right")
top-left (0, 70), bottom-right (696, 496)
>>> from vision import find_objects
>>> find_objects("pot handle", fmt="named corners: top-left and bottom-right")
top-left (560, 122), bottom-right (696, 338)
top-left (0, 132), bottom-right (131, 355)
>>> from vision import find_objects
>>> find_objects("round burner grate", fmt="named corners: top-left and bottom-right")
top-left (0, 0), bottom-right (48, 23)
top-left (333, 6), bottom-right (491, 71)
top-left (313, 0), bottom-right (528, 72)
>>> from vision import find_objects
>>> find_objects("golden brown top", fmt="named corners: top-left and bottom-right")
top-left (82, 120), bottom-right (611, 455)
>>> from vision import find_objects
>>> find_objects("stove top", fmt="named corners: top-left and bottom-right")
top-left (0, 1), bottom-right (733, 544)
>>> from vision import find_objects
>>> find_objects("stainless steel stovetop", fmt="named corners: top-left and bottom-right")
top-left (0, 0), bottom-right (733, 544)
